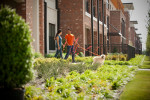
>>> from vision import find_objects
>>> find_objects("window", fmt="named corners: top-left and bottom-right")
top-left (107, 16), bottom-right (109, 28)
top-left (93, 6), bottom-right (96, 17)
top-left (121, 19), bottom-right (125, 37)
top-left (106, 0), bottom-right (109, 9)
top-left (99, 11), bottom-right (101, 21)
top-left (49, 23), bottom-right (55, 50)
top-left (85, 0), bottom-right (89, 12)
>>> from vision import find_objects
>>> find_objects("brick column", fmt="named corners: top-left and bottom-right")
top-left (39, 0), bottom-right (44, 55)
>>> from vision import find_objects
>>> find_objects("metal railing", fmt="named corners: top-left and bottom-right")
top-left (85, 44), bottom-right (135, 60)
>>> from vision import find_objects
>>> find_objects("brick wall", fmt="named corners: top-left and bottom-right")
top-left (110, 11), bottom-right (121, 44)
top-left (124, 11), bottom-right (130, 44)
top-left (16, 2), bottom-right (26, 20)
top-left (130, 27), bottom-right (136, 47)
top-left (109, 10), bottom-right (126, 45)
top-left (58, 0), bottom-right (84, 52)
top-left (0, 0), bottom-right (26, 20)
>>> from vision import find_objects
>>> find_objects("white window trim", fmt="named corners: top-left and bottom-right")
top-left (85, 12), bottom-right (108, 29)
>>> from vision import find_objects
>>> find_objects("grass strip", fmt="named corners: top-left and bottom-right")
top-left (120, 70), bottom-right (150, 100)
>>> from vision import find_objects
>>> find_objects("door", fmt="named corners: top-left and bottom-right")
top-left (49, 23), bottom-right (55, 50)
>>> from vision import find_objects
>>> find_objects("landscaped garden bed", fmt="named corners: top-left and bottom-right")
top-left (24, 55), bottom-right (144, 100)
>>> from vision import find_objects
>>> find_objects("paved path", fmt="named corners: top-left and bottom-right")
top-left (138, 68), bottom-right (150, 71)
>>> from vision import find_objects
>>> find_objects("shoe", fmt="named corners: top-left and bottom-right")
top-left (72, 61), bottom-right (76, 63)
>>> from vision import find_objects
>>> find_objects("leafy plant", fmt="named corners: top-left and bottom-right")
top-left (24, 86), bottom-right (45, 100)
top-left (78, 52), bottom-right (85, 57)
top-left (0, 6), bottom-right (33, 88)
top-left (33, 52), bottom-right (43, 58)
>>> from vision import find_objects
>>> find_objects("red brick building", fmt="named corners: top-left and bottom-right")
top-left (58, 0), bottom-right (109, 55)
top-left (0, 0), bottom-right (142, 56)
top-left (130, 21), bottom-right (138, 47)
top-left (0, 0), bottom-right (45, 55)
top-left (135, 34), bottom-right (142, 54)
top-left (123, 3), bottom-right (134, 45)
top-left (108, 0), bottom-right (126, 53)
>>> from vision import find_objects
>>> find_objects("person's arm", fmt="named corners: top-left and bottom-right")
top-left (56, 36), bottom-right (60, 50)
top-left (65, 35), bottom-right (69, 46)
top-left (54, 36), bottom-right (56, 40)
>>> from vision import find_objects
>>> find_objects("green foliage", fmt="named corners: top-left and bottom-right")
top-left (44, 65), bottom-right (138, 99)
top-left (139, 56), bottom-right (150, 69)
top-left (45, 53), bottom-right (55, 58)
top-left (78, 52), bottom-right (85, 57)
top-left (129, 55), bottom-right (144, 66)
top-left (112, 47), bottom-right (118, 53)
top-left (25, 86), bottom-right (45, 100)
top-left (104, 60), bottom-right (131, 65)
top-left (34, 57), bottom-right (99, 79)
top-left (27, 54), bottom-right (143, 99)
top-left (146, 10), bottom-right (150, 56)
top-left (33, 52), bottom-right (43, 58)
top-left (104, 55), bottom-right (144, 66)
top-left (105, 53), bottom-right (127, 61)
top-left (34, 58), bottom-right (68, 79)
top-left (45, 53), bottom-right (66, 58)
top-left (0, 6), bottom-right (33, 88)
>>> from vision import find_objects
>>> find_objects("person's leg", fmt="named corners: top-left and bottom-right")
top-left (71, 45), bottom-right (75, 62)
top-left (64, 46), bottom-right (71, 59)
top-left (54, 48), bottom-right (59, 57)
top-left (60, 48), bottom-right (63, 58)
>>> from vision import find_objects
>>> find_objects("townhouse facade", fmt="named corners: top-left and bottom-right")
top-left (58, 0), bottom-right (109, 55)
top-left (0, 0), bottom-right (142, 57)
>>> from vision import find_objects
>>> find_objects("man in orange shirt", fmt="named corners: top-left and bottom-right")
top-left (64, 29), bottom-right (76, 62)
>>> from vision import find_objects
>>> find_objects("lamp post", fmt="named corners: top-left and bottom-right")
top-left (91, 0), bottom-right (94, 56)
top-left (102, 0), bottom-right (105, 54)
top-left (97, 0), bottom-right (100, 55)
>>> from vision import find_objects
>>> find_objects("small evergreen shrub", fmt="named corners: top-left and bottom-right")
top-left (33, 52), bottom-right (43, 58)
top-left (45, 53), bottom-right (55, 58)
top-left (78, 52), bottom-right (84, 57)
top-left (0, 6), bottom-right (33, 88)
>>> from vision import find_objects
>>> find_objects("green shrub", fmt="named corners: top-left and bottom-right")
top-left (78, 52), bottom-right (84, 57)
top-left (25, 86), bottom-right (45, 100)
top-left (112, 55), bottom-right (118, 60)
top-left (45, 53), bottom-right (55, 58)
top-left (119, 55), bottom-right (127, 61)
top-left (112, 47), bottom-right (118, 53)
top-left (34, 57), bottom-right (98, 79)
top-left (45, 53), bottom-right (66, 58)
top-left (34, 52), bottom-right (43, 58)
top-left (0, 7), bottom-right (33, 88)
top-left (34, 58), bottom-right (68, 79)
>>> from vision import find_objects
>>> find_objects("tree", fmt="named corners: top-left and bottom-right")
top-left (146, 10), bottom-right (150, 57)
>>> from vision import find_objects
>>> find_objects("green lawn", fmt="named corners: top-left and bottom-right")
top-left (139, 56), bottom-right (150, 69)
top-left (120, 56), bottom-right (150, 100)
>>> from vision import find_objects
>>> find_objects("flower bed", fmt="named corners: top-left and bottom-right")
top-left (24, 55), bottom-right (144, 100)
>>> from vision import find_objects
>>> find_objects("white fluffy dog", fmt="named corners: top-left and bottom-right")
top-left (92, 54), bottom-right (105, 66)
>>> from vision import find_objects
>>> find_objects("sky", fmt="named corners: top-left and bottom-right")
top-left (122, 0), bottom-right (150, 50)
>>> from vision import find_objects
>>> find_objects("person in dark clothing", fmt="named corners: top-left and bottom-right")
top-left (54, 29), bottom-right (63, 58)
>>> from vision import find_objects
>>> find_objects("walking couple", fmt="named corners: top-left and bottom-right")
top-left (54, 29), bottom-right (77, 63)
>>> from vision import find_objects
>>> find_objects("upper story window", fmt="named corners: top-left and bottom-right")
top-left (85, 0), bottom-right (89, 13)
top-left (106, 0), bottom-right (109, 9)
top-left (99, 11), bottom-right (101, 21)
